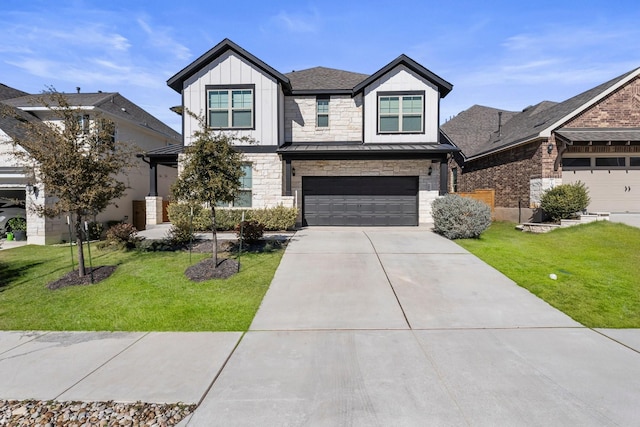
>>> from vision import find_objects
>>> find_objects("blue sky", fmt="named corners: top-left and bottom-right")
top-left (2, 0), bottom-right (639, 132)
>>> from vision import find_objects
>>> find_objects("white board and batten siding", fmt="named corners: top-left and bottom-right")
top-left (182, 50), bottom-right (283, 147)
top-left (363, 65), bottom-right (440, 144)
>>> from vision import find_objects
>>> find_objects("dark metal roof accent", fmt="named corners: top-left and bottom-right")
top-left (144, 144), bottom-right (184, 156)
top-left (4, 93), bottom-right (181, 142)
top-left (284, 67), bottom-right (369, 93)
top-left (555, 128), bottom-right (640, 143)
top-left (167, 38), bottom-right (292, 93)
top-left (353, 54), bottom-right (453, 97)
top-left (277, 142), bottom-right (458, 160)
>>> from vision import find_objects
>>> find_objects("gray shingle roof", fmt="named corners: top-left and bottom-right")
top-left (285, 67), bottom-right (369, 93)
top-left (445, 67), bottom-right (640, 160)
top-left (4, 92), bottom-right (180, 142)
top-left (441, 105), bottom-right (519, 156)
top-left (0, 84), bottom-right (28, 101)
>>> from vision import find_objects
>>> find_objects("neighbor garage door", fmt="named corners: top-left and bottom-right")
top-left (303, 176), bottom-right (418, 226)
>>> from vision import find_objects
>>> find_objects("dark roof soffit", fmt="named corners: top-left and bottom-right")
top-left (167, 38), bottom-right (292, 93)
top-left (353, 54), bottom-right (453, 97)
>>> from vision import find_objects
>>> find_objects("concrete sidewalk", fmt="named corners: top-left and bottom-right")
top-left (2, 228), bottom-right (640, 425)
top-left (0, 331), bottom-right (240, 404)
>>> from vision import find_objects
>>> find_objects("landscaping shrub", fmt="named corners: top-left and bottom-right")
top-left (168, 203), bottom-right (298, 231)
top-left (167, 203), bottom-right (211, 231)
top-left (105, 223), bottom-right (141, 249)
top-left (249, 206), bottom-right (298, 231)
top-left (215, 209), bottom-right (245, 231)
top-left (431, 194), bottom-right (492, 239)
top-left (86, 221), bottom-right (104, 240)
top-left (540, 181), bottom-right (590, 222)
top-left (235, 220), bottom-right (265, 243)
top-left (166, 224), bottom-right (195, 247)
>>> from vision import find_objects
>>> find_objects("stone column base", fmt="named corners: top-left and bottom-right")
top-left (145, 196), bottom-right (163, 226)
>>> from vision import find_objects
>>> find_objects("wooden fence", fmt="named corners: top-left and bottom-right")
top-left (456, 188), bottom-right (495, 215)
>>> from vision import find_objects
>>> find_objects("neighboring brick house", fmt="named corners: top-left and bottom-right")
top-left (442, 67), bottom-right (640, 222)
top-left (0, 87), bottom-right (180, 244)
top-left (147, 38), bottom-right (458, 226)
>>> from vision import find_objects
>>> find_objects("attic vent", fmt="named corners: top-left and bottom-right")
top-left (522, 105), bottom-right (533, 112)
top-left (534, 120), bottom-right (548, 127)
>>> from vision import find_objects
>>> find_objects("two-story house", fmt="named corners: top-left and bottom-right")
top-left (149, 38), bottom-right (457, 227)
top-left (1, 88), bottom-right (180, 244)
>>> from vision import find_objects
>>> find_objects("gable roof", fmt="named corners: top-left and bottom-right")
top-left (285, 67), bottom-right (369, 94)
top-left (167, 38), bottom-right (292, 93)
top-left (353, 54), bottom-right (453, 98)
top-left (4, 92), bottom-right (180, 141)
top-left (447, 67), bottom-right (640, 161)
top-left (0, 84), bottom-right (28, 101)
top-left (441, 105), bottom-right (519, 157)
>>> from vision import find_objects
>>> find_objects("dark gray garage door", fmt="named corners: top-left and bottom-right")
top-left (303, 176), bottom-right (418, 226)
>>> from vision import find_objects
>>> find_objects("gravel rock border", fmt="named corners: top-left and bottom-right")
top-left (0, 399), bottom-right (195, 426)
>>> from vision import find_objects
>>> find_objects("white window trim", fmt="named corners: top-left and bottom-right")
top-left (316, 96), bottom-right (329, 128)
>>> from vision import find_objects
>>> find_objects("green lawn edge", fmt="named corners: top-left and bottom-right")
top-left (0, 245), bottom-right (284, 332)
top-left (456, 221), bottom-right (640, 328)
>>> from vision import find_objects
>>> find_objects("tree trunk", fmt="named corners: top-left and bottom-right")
top-left (211, 205), bottom-right (218, 268)
top-left (75, 215), bottom-right (86, 277)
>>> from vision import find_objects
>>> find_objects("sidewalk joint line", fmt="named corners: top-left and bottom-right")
top-left (591, 328), bottom-right (640, 355)
top-left (53, 331), bottom-right (150, 401)
top-left (363, 231), bottom-right (412, 330)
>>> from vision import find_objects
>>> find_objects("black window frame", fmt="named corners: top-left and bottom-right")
top-left (376, 90), bottom-right (425, 135)
top-left (205, 84), bottom-right (256, 130)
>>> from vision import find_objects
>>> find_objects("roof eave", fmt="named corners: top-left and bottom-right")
top-left (465, 135), bottom-right (545, 162)
top-left (167, 38), bottom-right (292, 93)
top-left (353, 54), bottom-right (453, 97)
top-left (539, 67), bottom-right (640, 137)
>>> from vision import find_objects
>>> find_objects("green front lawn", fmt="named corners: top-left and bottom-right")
top-left (0, 245), bottom-right (283, 331)
top-left (457, 221), bottom-right (640, 328)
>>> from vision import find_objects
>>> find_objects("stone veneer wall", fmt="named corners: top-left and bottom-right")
top-left (284, 95), bottom-right (363, 142)
top-left (290, 159), bottom-right (439, 224)
top-left (243, 153), bottom-right (293, 209)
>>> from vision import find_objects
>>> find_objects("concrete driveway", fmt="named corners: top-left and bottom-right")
top-left (186, 228), bottom-right (640, 426)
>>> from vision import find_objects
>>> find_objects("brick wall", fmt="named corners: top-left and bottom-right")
top-left (454, 140), bottom-right (543, 208)
top-left (565, 76), bottom-right (640, 128)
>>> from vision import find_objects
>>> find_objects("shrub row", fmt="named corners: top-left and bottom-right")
top-left (166, 203), bottom-right (298, 232)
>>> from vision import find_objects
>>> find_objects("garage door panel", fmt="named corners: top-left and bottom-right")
top-left (563, 170), bottom-right (640, 213)
top-left (303, 177), bottom-right (418, 226)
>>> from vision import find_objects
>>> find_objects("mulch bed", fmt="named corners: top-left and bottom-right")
top-left (47, 266), bottom-right (117, 290)
top-left (184, 258), bottom-right (240, 281)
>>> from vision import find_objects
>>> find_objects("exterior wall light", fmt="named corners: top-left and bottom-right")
top-left (547, 143), bottom-right (554, 154)
top-left (428, 166), bottom-right (433, 176)
top-left (292, 167), bottom-right (296, 176)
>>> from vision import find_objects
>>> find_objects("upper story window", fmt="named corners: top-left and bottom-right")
top-left (206, 85), bottom-right (254, 129)
top-left (316, 96), bottom-right (329, 127)
top-left (75, 114), bottom-right (90, 134)
top-left (378, 92), bottom-right (424, 133)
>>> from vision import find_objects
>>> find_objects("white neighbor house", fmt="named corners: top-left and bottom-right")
top-left (0, 88), bottom-right (180, 244)
top-left (144, 39), bottom-right (458, 227)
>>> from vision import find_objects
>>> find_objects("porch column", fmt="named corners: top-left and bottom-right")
top-left (149, 161), bottom-right (158, 197)
top-left (284, 159), bottom-right (292, 196)
top-left (439, 161), bottom-right (448, 195)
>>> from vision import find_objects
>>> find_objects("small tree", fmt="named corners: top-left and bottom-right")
top-left (540, 181), bottom-right (591, 222)
top-left (3, 90), bottom-right (136, 277)
top-left (171, 112), bottom-right (247, 267)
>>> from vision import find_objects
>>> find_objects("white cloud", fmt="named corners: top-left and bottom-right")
top-left (271, 10), bottom-right (320, 33)
top-left (137, 17), bottom-right (191, 61)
